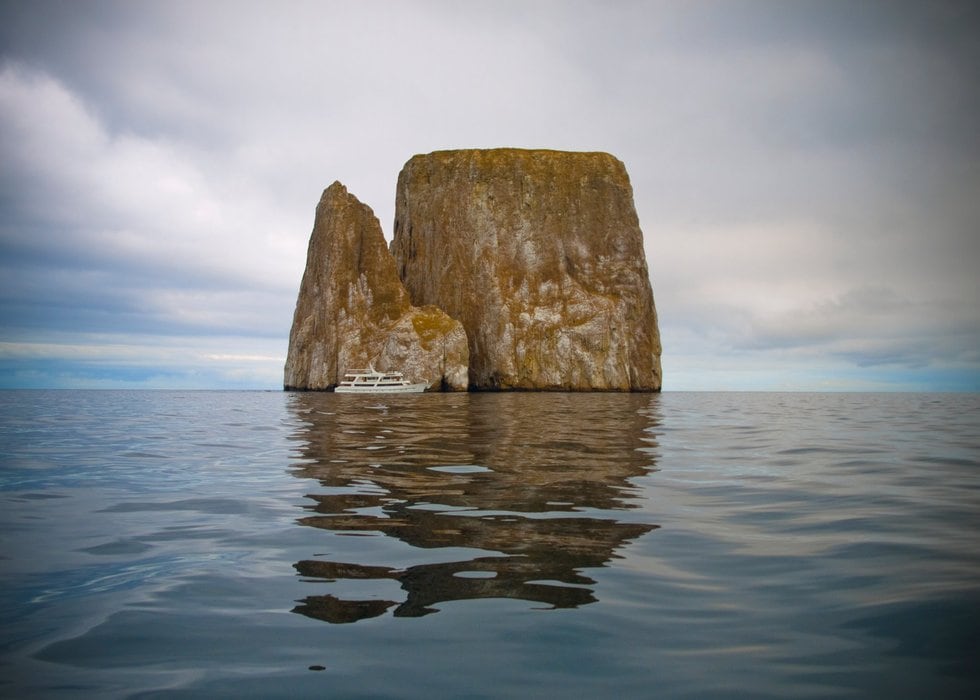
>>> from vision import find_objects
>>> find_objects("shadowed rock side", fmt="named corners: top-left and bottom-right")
top-left (284, 182), bottom-right (468, 390)
top-left (391, 148), bottom-right (662, 390)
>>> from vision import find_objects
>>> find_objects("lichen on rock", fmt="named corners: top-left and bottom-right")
top-left (391, 148), bottom-right (662, 391)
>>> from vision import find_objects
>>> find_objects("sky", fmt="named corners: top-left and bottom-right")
top-left (1, 0), bottom-right (978, 391)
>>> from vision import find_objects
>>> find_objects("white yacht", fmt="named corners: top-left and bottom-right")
top-left (334, 366), bottom-right (427, 393)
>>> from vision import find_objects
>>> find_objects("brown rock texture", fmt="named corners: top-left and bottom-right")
top-left (284, 182), bottom-right (468, 390)
top-left (391, 149), bottom-right (662, 390)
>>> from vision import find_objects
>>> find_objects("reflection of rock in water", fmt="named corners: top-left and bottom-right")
top-left (294, 554), bottom-right (598, 621)
top-left (288, 393), bottom-right (661, 623)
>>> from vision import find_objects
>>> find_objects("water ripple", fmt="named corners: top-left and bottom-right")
top-left (1, 391), bottom-right (978, 698)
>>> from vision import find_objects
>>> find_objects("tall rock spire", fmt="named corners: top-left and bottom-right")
top-left (284, 182), bottom-right (468, 390)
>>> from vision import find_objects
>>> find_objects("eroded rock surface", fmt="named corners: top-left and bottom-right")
top-left (284, 182), bottom-right (468, 390)
top-left (391, 149), bottom-right (661, 390)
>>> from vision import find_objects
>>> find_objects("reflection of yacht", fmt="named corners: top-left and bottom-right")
top-left (335, 366), bottom-right (426, 393)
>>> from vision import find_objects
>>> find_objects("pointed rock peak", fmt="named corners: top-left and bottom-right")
top-left (284, 183), bottom-right (468, 391)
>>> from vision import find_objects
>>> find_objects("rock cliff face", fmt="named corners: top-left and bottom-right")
top-left (391, 149), bottom-right (661, 390)
top-left (284, 182), bottom-right (468, 391)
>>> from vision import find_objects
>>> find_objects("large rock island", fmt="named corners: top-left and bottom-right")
top-left (283, 182), bottom-right (468, 391)
top-left (392, 149), bottom-right (661, 390)
top-left (284, 149), bottom-right (661, 391)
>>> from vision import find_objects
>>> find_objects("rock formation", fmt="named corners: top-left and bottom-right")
top-left (283, 182), bottom-right (468, 391)
top-left (391, 149), bottom-right (661, 390)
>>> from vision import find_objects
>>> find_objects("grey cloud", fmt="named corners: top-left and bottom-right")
top-left (1, 0), bottom-right (978, 388)
top-left (739, 286), bottom-right (980, 368)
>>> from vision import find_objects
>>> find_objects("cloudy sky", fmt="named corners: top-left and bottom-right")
top-left (1, 0), bottom-right (977, 391)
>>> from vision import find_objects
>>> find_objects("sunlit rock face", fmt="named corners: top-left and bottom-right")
top-left (391, 149), bottom-right (662, 390)
top-left (284, 182), bottom-right (468, 391)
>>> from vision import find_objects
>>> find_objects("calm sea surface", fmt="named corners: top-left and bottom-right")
top-left (1, 390), bottom-right (978, 698)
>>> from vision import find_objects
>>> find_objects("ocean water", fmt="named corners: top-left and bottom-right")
top-left (1, 390), bottom-right (978, 698)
